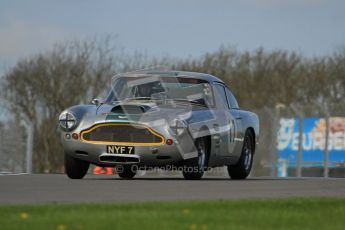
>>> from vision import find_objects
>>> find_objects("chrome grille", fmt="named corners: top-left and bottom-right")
top-left (81, 123), bottom-right (164, 145)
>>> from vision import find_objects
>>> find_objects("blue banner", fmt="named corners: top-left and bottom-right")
top-left (277, 117), bottom-right (345, 167)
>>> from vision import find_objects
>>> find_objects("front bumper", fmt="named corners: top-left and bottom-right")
top-left (63, 139), bottom-right (184, 166)
top-left (61, 125), bottom-right (198, 167)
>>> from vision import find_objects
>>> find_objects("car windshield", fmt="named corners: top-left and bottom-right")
top-left (106, 75), bottom-right (214, 107)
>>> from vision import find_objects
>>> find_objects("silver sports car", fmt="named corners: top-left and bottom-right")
top-left (59, 71), bottom-right (259, 180)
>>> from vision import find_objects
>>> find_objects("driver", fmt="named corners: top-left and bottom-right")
top-left (137, 83), bottom-right (152, 97)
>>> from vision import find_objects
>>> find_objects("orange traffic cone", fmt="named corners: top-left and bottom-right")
top-left (93, 166), bottom-right (103, 175)
top-left (105, 167), bottom-right (113, 175)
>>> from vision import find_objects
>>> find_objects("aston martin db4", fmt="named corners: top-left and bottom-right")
top-left (59, 71), bottom-right (259, 180)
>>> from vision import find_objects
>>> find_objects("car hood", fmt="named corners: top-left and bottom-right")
top-left (95, 101), bottom-right (210, 125)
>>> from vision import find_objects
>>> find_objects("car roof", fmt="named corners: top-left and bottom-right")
top-left (117, 70), bottom-right (225, 84)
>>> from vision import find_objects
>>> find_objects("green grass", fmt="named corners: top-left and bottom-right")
top-left (1, 198), bottom-right (345, 230)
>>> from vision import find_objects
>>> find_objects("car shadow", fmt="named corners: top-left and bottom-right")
top-left (83, 176), bottom-right (300, 181)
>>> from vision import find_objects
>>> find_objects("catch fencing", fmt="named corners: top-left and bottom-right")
top-left (0, 106), bottom-right (32, 174)
top-left (253, 105), bottom-right (345, 178)
top-left (1, 102), bottom-right (344, 177)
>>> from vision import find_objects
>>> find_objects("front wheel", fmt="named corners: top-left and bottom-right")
top-left (65, 153), bottom-right (90, 179)
top-left (228, 130), bottom-right (254, 180)
top-left (182, 137), bottom-right (207, 180)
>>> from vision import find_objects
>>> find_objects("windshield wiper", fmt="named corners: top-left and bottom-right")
top-left (125, 97), bottom-right (157, 101)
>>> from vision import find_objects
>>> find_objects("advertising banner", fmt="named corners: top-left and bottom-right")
top-left (277, 117), bottom-right (345, 167)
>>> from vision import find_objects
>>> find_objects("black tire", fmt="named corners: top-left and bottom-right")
top-left (65, 153), bottom-right (90, 179)
top-left (182, 137), bottom-right (207, 180)
top-left (228, 130), bottom-right (254, 180)
top-left (117, 165), bottom-right (137, 179)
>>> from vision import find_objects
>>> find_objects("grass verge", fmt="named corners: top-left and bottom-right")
top-left (0, 198), bottom-right (345, 230)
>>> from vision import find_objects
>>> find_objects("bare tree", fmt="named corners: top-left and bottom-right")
top-left (1, 37), bottom-right (123, 172)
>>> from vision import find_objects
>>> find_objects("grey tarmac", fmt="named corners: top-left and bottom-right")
top-left (0, 174), bottom-right (345, 204)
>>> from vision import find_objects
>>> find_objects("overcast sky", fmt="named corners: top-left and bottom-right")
top-left (1, 0), bottom-right (345, 74)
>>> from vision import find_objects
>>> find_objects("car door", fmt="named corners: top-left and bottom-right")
top-left (213, 83), bottom-right (237, 157)
top-left (224, 87), bottom-right (243, 157)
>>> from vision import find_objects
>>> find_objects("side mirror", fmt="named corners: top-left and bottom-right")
top-left (91, 98), bottom-right (103, 106)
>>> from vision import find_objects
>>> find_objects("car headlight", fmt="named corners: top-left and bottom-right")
top-left (169, 119), bottom-right (187, 136)
top-left (59, 112), bottom-right (77, 131)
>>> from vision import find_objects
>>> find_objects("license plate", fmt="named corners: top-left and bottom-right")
top-left (106, 145), bottom-right (135, 154)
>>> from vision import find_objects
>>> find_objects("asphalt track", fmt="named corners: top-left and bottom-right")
top-left (1, 174), bottom-right (345, 204)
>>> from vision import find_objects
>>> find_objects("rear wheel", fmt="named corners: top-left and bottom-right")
top-left (228, 130), bottom-right (254, 180)
top-left (117, 165), bottom-right (137, 179)
top-left (65, 153), bottom-right (90, 179)
top-left (182, 137), bottom-right (207, 180)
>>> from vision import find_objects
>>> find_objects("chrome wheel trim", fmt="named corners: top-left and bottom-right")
top-left (197, 139), bottom-right (206, 169)
top-left (244, 136), bottom-right (252, 172)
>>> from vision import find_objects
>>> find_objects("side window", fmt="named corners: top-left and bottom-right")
top-left (213, 84), bottom-right (229, 109)
top-left (225, 87), bottom-right (239, 109)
